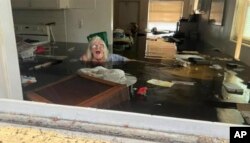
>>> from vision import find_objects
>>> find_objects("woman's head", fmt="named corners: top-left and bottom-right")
top-left (86, 36), bottom-right (109, 62)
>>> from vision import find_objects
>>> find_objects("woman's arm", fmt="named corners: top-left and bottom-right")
top-left (109, 54), bottom-right (129, 62)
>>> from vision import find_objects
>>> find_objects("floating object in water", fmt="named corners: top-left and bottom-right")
top-left (223, 82), bottom-right (244, 95)
top-left (21, 75), bottom-right (37, 85)
top-left (136, 87), bottom-right (148, 96)
top-left (172, 80), bottom-right (195, 86)
top-left (147, 79), bottom-right (174, 87)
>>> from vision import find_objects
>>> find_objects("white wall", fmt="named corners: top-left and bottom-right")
top-left (12, 0), bottom-right (113, 44)
top-left (0, 0), bottom-right (23, 99)
top-left (66, 0), bottom-right (113, 43)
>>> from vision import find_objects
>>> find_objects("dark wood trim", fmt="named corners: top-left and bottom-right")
top-left (26, 92), bottom-right (53, 103)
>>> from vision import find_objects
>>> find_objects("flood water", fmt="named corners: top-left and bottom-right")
top-left (19, 36), bottom-right (250, 125)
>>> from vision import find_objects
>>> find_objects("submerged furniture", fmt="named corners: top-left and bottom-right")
top-left (113, 29), bottom-right (134, 51)
top-left (26, 74), bottom-right (129, 109)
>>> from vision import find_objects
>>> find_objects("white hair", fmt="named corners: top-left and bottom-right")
top-left (86, 36), bottom-right (109, 61)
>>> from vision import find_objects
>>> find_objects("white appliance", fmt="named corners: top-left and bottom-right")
top-left (15, 23), bottom-right (55, 60)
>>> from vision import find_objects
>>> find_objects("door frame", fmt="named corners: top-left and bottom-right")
top-left (0, 0), bottom-right (23, 100)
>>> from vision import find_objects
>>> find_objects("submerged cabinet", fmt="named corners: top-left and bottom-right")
top-left (11, 0), bottom-right (69, 9)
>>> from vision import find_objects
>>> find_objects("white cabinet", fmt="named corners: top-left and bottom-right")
top-left (68, 0), bottom-right (96, 9)
top-left (11, 0), bottom-right (69, 9)
top-left (30, 0), bottom-right (68, 9)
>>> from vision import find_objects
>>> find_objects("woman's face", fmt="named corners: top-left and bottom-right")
top-left (91, 40), bottom-right (105, 61)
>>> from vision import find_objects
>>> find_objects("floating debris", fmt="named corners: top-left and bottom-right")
top-left (212, 57), bottom-right (233, 61)
top-left (21, 75), bottom-right (37, 85)
top-left (147, 79), bottom-right (174, 87)
top-left (233, 68), bottom-right (245, 72)
top-left (172, 80), bottom-right (195, 86)
top-left (67, 47), bottom-right (75, 52)
top-left (209, 64), bottom-right (222, 70)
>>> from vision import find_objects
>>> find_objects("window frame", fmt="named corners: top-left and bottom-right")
top-left (231, 0), bottom-right (250, 46)
top-left (0, 1), bottom-right (241, 140)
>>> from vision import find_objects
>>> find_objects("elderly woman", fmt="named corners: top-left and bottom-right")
top-left (80, 36), bottom-right (128, 64)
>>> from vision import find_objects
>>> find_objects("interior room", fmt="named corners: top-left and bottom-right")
top-left (0, 0), bottom-right (250, 142)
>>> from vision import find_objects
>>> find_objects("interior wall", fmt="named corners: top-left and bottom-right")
top-left (12, 0), bottom-right (113, 44)
top-left (114, 0), bottom-right (149, 32)
top-left (66, 0), bottom-right (113, 44)
top-left (198, 0), bottom-right (250, 66)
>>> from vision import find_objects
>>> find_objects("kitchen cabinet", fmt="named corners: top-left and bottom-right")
top-left (11, 0), bottom-right (30, 9)
top-left (11, 0), bottom-right (69, 9)
top-left (68, 0), bottom-right (96, 9)
top-left (30, 0), bottom-right (68, 9)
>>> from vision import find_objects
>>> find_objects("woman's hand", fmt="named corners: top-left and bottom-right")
top-left (80, 54), bottom-right (88, 62)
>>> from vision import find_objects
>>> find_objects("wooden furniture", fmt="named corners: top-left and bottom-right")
top-left (26, 74), bottom-right (129, 109)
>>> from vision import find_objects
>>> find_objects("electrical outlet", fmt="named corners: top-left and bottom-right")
top-left (78, 19), bottom-right (84, 28)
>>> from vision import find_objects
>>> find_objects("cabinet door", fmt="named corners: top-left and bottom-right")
top-left (69, 0), bottom-right (95, 9)
top-left (11, 0), bottom-right (30, 9)
top-left (30, 0), bottom-right (68, 9)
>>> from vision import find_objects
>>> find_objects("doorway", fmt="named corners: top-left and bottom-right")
top-left (113, 0), bottom-right (142, 59)
top-left (114, 0), bottom-right (140, 31)
top-left (145, 0), bottom-right (184, 59)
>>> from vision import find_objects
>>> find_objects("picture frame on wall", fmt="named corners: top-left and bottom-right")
top-left (208, 0), bottom-right (225, 26)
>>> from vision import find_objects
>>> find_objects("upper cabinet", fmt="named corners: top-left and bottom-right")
top-left (11, 0), bottom-right (69, 9)
top-left (11, 0), bottom-right (30, 9)
top-left (11, 0), bottom-right (97, 10)
top-left (30, 0), bottom-right (69, 9)
top-left (68, 0), bottom-right (96, 9)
